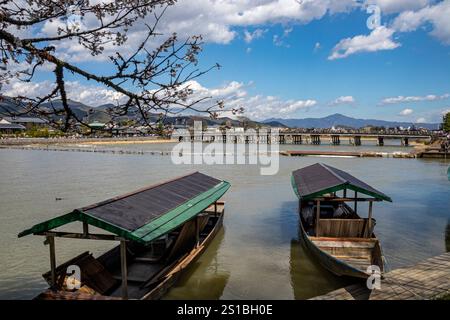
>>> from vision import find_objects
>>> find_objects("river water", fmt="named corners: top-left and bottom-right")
top-left (0, 142), bottom-right (449, 299)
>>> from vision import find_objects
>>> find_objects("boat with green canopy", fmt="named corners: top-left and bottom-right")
top-left (18, 172), bottom-right (230, 300)
top-left (291, 163), bottom-right (392, 279)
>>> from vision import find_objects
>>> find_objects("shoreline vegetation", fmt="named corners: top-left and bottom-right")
top-left (0, 136), bottom-right (439, 159)
top-left (0, 136), bottom-right (177, 146)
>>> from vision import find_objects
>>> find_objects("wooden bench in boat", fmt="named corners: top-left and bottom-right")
top-left (310, 237), bottom-right (382, 273)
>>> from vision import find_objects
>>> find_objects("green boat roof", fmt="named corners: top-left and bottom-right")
top-left (291, 163), bottom-right (392, 202)
top-left (18, 172), bottom-right (230, 245)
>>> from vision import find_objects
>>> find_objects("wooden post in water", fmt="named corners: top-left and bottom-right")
top-left (47, 235), bottom-right (56, 289)
top-left (120, 240), bottom-right (128, 299)
top-left (367, 201), bottom-right (373, 238)
top-left (316, 200), bottom-right (321, 237)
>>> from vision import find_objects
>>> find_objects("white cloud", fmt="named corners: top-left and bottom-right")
top-left (381, 93), bottom-right (450, 105)
top-left (243, 29), bottom-right (266, 43)
top-left (27, 0), bottom-right (360, 62)
top-left (329, 95), bottom-right (355, 106)
top-left (399, 108), bottom-right (414, 116)
top-left (182, 80), bottom-right (317, 120)
top-left (365, 0), bottom-right (431, 14)
top-left (328, 26), bottom-right (400, 60)
top-left (238, 96), bottom-right (317, 120)
top-left (314, 42), bottom-right (321, 52)
top-left (3, 77), bottom-right (316, 120)
top-left (416, 117), bottom-right (427, 123)
top-left (392, 0), bottom-right (450, 45)
top-left (2, 80), bottom-right (125, 106)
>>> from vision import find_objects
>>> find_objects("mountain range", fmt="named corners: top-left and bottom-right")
top-left (264, 113), bottom-right (440, 130)
top-left (0, 97), bottom-right (439, 130)
top-left (0, 97), bottom-right (285, 128)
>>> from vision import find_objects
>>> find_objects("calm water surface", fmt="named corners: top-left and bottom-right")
top-left (0, 144), bottom-right (449, 299)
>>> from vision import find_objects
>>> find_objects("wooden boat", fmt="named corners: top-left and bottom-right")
top-left (18, 172), bottom-right (230, 300)
top-left (291, 163), bottom-right (392, 279)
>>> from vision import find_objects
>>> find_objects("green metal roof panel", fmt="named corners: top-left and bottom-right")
top-left (291, 163), bottom-right (392, 202)
top-left (18, 172), bottom-right (231, 244)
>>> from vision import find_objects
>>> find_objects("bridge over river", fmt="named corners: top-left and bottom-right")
top-left (176, 131), bottom-right (433, 147)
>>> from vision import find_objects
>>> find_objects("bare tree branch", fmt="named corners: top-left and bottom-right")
top-left (0, 0), bottom-right (241, 133)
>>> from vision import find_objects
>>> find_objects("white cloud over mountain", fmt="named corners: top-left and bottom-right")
top-left (3, 78), bottom-right (317, 120)
top-left (399, 108), bottom-right (414, 116)
top-left (329, 96), bottom-right (355, 106)
top-left (381, 93), bottom-right (450, 105)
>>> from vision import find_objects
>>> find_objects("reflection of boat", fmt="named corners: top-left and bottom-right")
top-left (447, 166), bottom-right (450, 181)
top-left (291, 163), bottom-right (392, 279)
top-left (164, 228), bottom-right (230, 299)
top-left (289, 239), bottom-right (350, 299)
top-left (18, 172), bottom-right (230, 300)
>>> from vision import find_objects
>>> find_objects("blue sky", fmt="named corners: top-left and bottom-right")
top-left (4, 0), bottom-right (450, 123)
top-left (196, 9), bottom-right (450, 122)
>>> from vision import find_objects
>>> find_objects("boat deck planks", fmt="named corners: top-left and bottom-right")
top-left (310, 252), bottom-right (450, 300)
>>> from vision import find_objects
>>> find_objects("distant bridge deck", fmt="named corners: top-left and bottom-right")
top-left (310, 252), bottom-right (450, 300)
top-left (176, 132), bottom-right (431, 146)
top-left (280, 132), bottom-right (432, 139)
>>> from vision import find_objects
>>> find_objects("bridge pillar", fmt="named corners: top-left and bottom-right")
top-left (331, 135), bottom-right (340, 145)
top-left (293, 135), bottom-right (302, 144)
top-left (378, 136), bottom-right (384, 146)
top-left (354, 136), bottom-right (361, 146)
top-left (402, 137), bottom-right (409, 147)
top-left (311, 135), bottom-right (321, 145)
top-left (279, 134), bottom-right (285, 144)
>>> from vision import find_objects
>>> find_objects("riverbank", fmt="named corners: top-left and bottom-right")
top-left (0, 136), bottom-right (177, 146)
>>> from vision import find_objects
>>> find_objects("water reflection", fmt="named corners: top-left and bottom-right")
top-left (289, 229), bottom-right (351, 299)
top-left (164, 228), bottom-right (229, 299)
top-left (1, 148), bottom-right (450, 299)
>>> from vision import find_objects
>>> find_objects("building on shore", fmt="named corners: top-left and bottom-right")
top-left (1, 116), bottom-right (48, 130)
top-left (0, 118), bottom-right (26, 134)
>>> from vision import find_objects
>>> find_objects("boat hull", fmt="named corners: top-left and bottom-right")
top-left (141, 210), bottom-right (224, 300)
top-left (36, 203), bottom-right (225, 300)
top-left (298, 205), bottom-right (384, 279)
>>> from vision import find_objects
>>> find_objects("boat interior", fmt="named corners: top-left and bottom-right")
top-left (301, 200), bottom-right (383, 274)
top-left (39, 202), bottom-right (224, 300)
